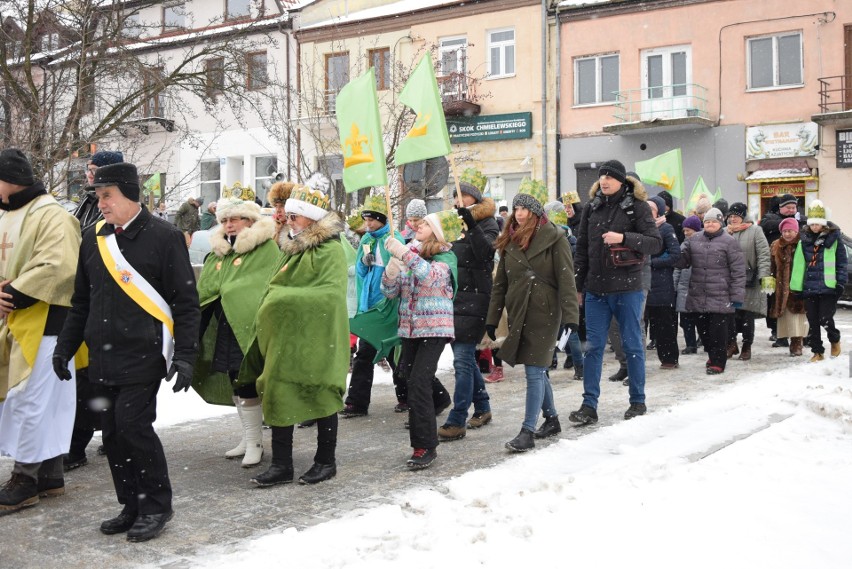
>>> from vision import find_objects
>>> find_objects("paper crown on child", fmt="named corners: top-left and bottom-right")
top-left (544, 200), bottom-right (568, 226)
top-left (361, 194), bottom-right (389, 217)
top-left (425, 209), bottom-right (464, 243)
top-left (561, 190), bottom-right (581, 205)
top-left (806, 199), bottom-right (828, 225)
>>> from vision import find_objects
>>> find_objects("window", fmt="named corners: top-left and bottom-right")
top-left (246, 51), bottom-right (267, 90)
top-left (163, 2), bottom-right (186, 32)
top-left (487, 28), bottom-right (515, 78)
top-left (199, 160), bottom-right (221, 204)
top-left (369, 48), bottom-right (391, 91)
top-left (143, 68), bottom-right (165, 117)
top-left (325, 52), bottom-right (349, 111)
top-left (122, 12), bottom-right (143, 38)
top-left (574, 53), bottom-right (619, 106)
top-left (40, 33), bottom-right (59, 53)
top-left (226, 0), bottom-right (251, 21)
top-left (254, 155), bottom-right (277, 197)
top-left (206, 57), bottom-right (225, 99)
top-left (748, 32), bottom-right (802, 89)
top-left (439, 37), bottom-right (467, 76)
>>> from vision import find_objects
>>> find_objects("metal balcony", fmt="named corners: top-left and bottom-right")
top-left (603, 83), bottom-right (715, 135)
top-left (436, 72), bottom-right (480, 117)
top-left (812, 75), bottom-right (852, 127)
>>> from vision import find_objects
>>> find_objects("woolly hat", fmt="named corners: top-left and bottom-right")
top-left (778, 217), bottom-right (799, 233)
top-left (703, 207), bottom-right (724, 224)
top-left (777, 194), bottom-right (798, 208)
top-left (267, 181), bottom-right (295, 205)
top-left (216, 197), bottom-right (262, 222)
top-left (406, 198), bottom-right (427, 219)
top-left (713, 198), bottom-right (729, 217)
top-left (424, 209), bottom-right (463, 244)
top-left (695, 196), bottom-right (712, 216)
top-left (727, 202), bottom-right (748, 220)
top-left (0, 149), bottom-right (35, 186)
top-left (683, 215), bottom-right (702, 232)
top-left (285, 185), bottom-right (330, 221)
top-left (361, 194), bottom-right (388, 224)
top-left (86, 162), bottom-right (140, 201)
top-left (806, 199), bottom-right (828, 225)
top-left (561, 190), bottom-right (581, 205)
top-left (89, 150), bottom-right (124, 168)
top-left (657, 190), bottom-right (674, 211)
top-left (513, 178), bottom-right (547, 217)
top-left (648, 195), bottom-right (666, 215)
top-left (454, 167), bottom-right (487, 203)
top-left (544, 200), bottom-right (568, 226)
top-left (598, 160), bottom-right (627, 184)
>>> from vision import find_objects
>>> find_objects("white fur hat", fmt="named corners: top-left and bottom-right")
top-left (216, 197), bottom-right (262, 222)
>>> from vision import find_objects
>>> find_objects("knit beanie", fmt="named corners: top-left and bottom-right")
top-left (0, 149), bottom-right (35, 186)
top-left (778, 217), bottom-right (799, 233)
top-left (89, 150), bottom-right (124, 168)
top-left (657, 190), bottom-right (674, 211)
top-left (406, 199), bottom-right (427, 219)
top-left (361, 194), bottom-right (388, 224)
top-left (648, 195), bottom-right (666, 216)
top-left (703, 207), bottom-right (724, 224)
top-left (454, 167), bottom-right (487, 203)
top-left (513, 178), bottom-right (547, 217)
top-left (777, 194), bottom-right (798, 208)
top-left (682, 215), bottom-right (702, 232)
top-left (598, 160), bottom-right (627, 184)
top-left (727, 202), bottom-right (748, 220)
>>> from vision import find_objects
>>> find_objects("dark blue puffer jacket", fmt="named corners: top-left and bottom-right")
top-left (646, 222), bottom-right (680, 307)
top-left (796, 223), bottom-right (848, 297)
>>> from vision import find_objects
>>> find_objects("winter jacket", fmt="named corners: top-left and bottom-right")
top-left (56, 207), bottom-right (201, 385)
top-left (200, 211), bottom-right (217, 231)
top-left (673, 263), bottom-right (692, 313)
top-left (658, 190), bottom-right (685, 243)
top-left (759, 212), bottom-right (804, 246)
top-left (791, 222), bottom-right (848, 297)
top-left (355, 224), bottom-right (404, 313)
top-left (575, 176), bottom-right (662, 295)
top-left (175, 200), bottom-right (200, 234)
top-left (487, 220), bottom-right (579, 368)
top-left (646, 221), bottom-right (680, 307)
top-left (452, 198), bottom-right (499, 343)
top-left (381, 244), bottom-right (457, 340)
top-left (675, 228), bottom-right (746, 314)
top-left (769, 235), bottom-right (806, 318)
top-left (727, 223), bottom-right (770, 316)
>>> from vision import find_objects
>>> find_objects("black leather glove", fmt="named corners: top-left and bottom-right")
top-left (485, 324), bottom-right (497, 341)
top-left (166, 360), bottom-right (194, 393)
top-left (564, 323), bottom-right (579, 334)
top-left (52, 354), bottom-right (72, 381)
top-left (456, 206), bottom-right (476, 230)
top-left (836, 286), bottom-right (845, 299)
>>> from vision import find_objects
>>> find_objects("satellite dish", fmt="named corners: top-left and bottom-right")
top-left (402, 156), bottom-right (450, 198)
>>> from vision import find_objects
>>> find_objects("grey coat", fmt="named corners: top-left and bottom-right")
top-left (675, 229), bottom-right (746, 314)
top-left (727, 224), bottom-right (770, 316)
top-left (673, 264), bottom-right (692, 313)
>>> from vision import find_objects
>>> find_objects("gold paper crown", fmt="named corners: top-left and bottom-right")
top-left (347, 208), bottom-right (365, 230)
top-left (290, 185), bottom-right (330, 211)
top-left (460, 167), bottom-right (487, 193)
top-left (561, 190), bottom-right (581, 205)
top-left (362, 194), bottom-right (388, 216)
top-left (222, 181), bottom-right (256, 202)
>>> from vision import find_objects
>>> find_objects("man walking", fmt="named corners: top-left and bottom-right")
top-left (174, 195), bottom-right (202, 242)
top-left (54, 162), bottom-right (200, 542)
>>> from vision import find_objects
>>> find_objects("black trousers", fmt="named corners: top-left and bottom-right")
top-left (102, 379), bottom-right (172, 515)
top-left (728, 309), bottom-right (756, 345)
top-left (766, 294), bottom-right (777, 335)
top-left (696, 313), bottom-right (729, 369)
top-left (68, 368), bottom-right (106, 457)
top-left (647, 305), bottom-right (679, 364)
top-left (271, 413), bottom-right (338, 468)
top-left (397, 337), bottom-right (448, 450)
top-left (805, 295), bottom-right (841, 354)
top-left (345, 340), bottom-right (401, 410)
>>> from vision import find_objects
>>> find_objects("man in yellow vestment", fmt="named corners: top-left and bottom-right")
top-left (0, 149), bottom-right (81, 514)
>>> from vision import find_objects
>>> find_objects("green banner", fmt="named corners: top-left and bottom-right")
top-left (446, 112), bottom-right (532, 144)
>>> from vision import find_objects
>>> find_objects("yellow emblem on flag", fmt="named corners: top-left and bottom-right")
top-left (344, 124), bottom-right (375, 168)
top-left (657, 173), bottom-right (674, 190)
top-left (406, 113), bottom-right (431, 138)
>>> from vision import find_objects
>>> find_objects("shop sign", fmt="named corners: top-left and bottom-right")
top-left (759, 183), bottom-right (805, 197)
top-left (446, 112), bottom-right (532, 143)
top-left (836, 130), bottom-right (852, 168)
top-left (746, 122), bottom-right (818, 160)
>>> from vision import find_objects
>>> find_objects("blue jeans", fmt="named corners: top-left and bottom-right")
top-left (446, 342), bottom-right (491, 426)
top-left (583, 291), bottom-right (646, 409)
top-left (523, 365), bottom-right (556, 432)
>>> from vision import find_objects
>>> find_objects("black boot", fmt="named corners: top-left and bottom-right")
top-left (534, 416), bottom-right (562, 439)
top-left (568, 404), bottom-right (598, 425)
top-left (126, 511), bottom-right (174, 542)
top-left (251, 464), bottom-right (294, 487)
top-left (505, 428), bottom-right (535, 452)
top-left (299, 462), bottom-right (337, 485)
top-left (609, 365), bottom-right (628, 382)
top-left (0, 473), bottom-right (38, 513)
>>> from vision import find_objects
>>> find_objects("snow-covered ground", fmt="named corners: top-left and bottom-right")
top-left (154, 351), bottom-right (852, 568)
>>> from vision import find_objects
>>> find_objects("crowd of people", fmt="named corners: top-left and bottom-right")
top-left (0, 149), bottom-right (847, 544)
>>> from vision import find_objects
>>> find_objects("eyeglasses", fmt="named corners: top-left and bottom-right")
top-left (285, 213), bottom-right (299, 221)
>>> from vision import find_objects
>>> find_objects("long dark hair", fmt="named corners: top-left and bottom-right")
top-left (494, 211), bottom-right (539, 254)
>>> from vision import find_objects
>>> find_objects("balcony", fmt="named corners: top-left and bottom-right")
top-left (437, 72), bottom-right (480, 117)
top-left (602, 83), bottom-right (715, 135)
top-left (812, 75), bottom-right (852, 127)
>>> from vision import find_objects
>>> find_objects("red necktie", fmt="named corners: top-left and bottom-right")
top-left (114, 227), bottom-right (124, 235)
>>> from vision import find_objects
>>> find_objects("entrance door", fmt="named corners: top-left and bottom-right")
top-left (641, 45), bottom-right (691, 120)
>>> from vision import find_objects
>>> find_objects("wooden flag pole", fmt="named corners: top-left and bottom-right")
top-left (383, 186), bottom-right (394, 233)
top-left (447, 153), bottom-right (463, 210)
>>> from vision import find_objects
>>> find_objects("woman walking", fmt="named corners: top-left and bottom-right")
top-left (770, 217), bottom-right (808, 356)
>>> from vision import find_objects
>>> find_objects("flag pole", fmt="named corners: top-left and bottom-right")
top-left (448, 153), bottom-right (463, 209)
top-left (383, 186), bottom-right (394, 233)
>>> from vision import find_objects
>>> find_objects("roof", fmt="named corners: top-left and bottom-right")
top-left (301, 0), bottom-right (464, 30)
top-left (744, 168), bottom-right (815, 183)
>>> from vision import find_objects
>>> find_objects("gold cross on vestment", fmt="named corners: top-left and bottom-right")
top-left (0, 232), bottom-right (13, 262)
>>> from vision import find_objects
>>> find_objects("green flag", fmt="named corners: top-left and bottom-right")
top-left (394, 56), bottom-right (452, 166)
top-left (634, 149), bottom-right (684, 198)
top-left (686, 176), bottom-right (710, 212)
top-left (713, 186), bottom-right (724, 203)
top-left (143, 172), bottom-right (161, 197)
top-left (335, 69), bottom-right (388, 193)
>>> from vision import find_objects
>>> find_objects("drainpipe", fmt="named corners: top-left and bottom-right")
top-left (554, 2), bottom-right (562, 199)
top-left (541, 0), bottom-right (548, 186)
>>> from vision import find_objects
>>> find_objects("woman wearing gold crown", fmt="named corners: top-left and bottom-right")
top-left (244, 184), bottom-right (350, 486)
top-left (193, 197), bottom-right (280, 467)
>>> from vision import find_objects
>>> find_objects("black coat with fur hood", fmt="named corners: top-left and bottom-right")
top-left (452, 197), bottom-right (499, 343)
top-left (575, 175), bottom-right (662, 295)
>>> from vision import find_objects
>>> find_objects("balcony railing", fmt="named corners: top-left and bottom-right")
top-left (817, 75), bottom-right (852, 114)
top-left (437, 72), bottom-right (480, 116)
top-left (610, 83), bottom-right (710, 124)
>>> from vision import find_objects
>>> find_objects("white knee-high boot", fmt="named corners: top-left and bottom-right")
top-left (240, 398), bottom-right (264, 467)
top-left (225, 396), bottom-right (247, 458)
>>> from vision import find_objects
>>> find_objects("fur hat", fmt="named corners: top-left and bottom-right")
top-left (683, 215), bottom-right (702, 232)
top-left (267, 181), bottom-right (295, 205)
top-left (361, 194), bottom-right (388, 224)
top-left (779, 217), bottom-right (799, 233)
top-left (406, 199), bottom-right (427, 219)
top-left (777, 194), bottom-right (798, 208)
top-left (216, 197), bottom-right (262, 222)
top-left (703, 207), bottom-right (724, 225)
top-left (0, 149), bottom-right (35, 186)
top-left (544, 200), bottom-right (568, 226)
top-left (806, 199), bottom-right (828, 225)
top-left (514, 178), bottom-right (547, 217)
top-left (598, 160), bottom-right (627, 184)
top-left (86, 162), bottom-right (140, 201)
top-left (648, 195), bottom-right (666, 215)
top-left (89, 150), bottom-right (124, 168)
top-left (285, 185), bottom-right (330, 221)
top-left (424, 210), bottom-right (463, 244)
top-left (727, 202), bottom-right (748, 220)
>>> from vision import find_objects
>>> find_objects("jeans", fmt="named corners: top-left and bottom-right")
top-left (582, 291), bottom-right (646, 409)
top-left (446, 342), bottom-right (490, 427)
top-left (523, 365), bottom-right (556, 432)
top-left (566, 330), bottom-right (584, 370)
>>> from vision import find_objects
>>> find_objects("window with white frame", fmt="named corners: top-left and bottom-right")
top-left (488, 28), bottom-right (515, 78)
top-left (574, 53), bottom-right (619, 106)
top-left (199, 160), bottom-right (221, 204)
top-left (226, 0), bottom-right (251, 21)
top-left (439, 37), bottom-right (467, 76)
top-left (747, 31), bottom-right (802, 90)
top-left (163, 2), bottom-right (186, 32)
top-left (122, 11), bottom-right (143, 38)
top-left (254, 155), bottom-right (277, 197)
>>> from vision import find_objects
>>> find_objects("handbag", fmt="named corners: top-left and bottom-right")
top-left (608, 246), bottom-right (645, 267)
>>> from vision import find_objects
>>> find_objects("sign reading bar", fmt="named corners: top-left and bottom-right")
top-left (446, 112), bottom-right (532, 144)
top-left (837, 129), bottom-right (852, 168)
top-left (746, 122), bottom-right (818, 160)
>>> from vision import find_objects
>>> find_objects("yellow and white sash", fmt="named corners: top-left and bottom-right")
top-left (95, 220), bottom-right (174, 368)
